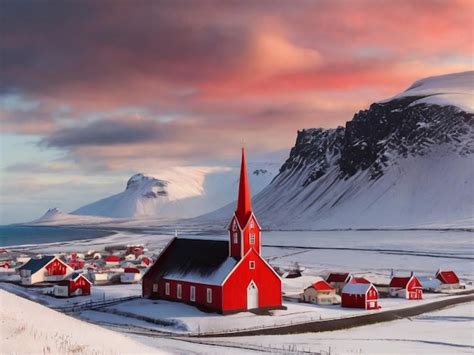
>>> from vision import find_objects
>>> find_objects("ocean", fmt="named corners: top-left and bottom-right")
top-left (0, 225), bottom-right (114, 247)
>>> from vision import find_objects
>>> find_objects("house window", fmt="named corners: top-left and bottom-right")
top-left (153, 283), bottom-right (158, 292)
top-left (206, 288), bottom-right (212, 303)
top-left (250, 233), bottom-right (255, 244)
top-left (250, 222), bottom-right (254, 228)
top-left (249, 261), bottom-right (255, 269)
top-left (177, 284), bottom-right (182, 299)
top-left (233, 232), bottom-right (238, 244)
top-left (190, 286), bottom-right (196, 302)
top-left (165, 282), bottom-right (170, 295)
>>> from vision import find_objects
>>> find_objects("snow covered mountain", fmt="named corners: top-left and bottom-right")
top-left (72, 163), bottom-right (279, 219)
top-left (205, 71), bottom-right (474, 229)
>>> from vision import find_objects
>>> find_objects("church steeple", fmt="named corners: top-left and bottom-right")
top-left (229, 148), bottom-right (261, 258)
top-left (235, 148), bottom-right (252, 227)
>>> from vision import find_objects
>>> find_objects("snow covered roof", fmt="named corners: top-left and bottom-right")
top-left (18, 255), bottom-right (55, 274)
top-left (146, 238), bottom-right (237, 286)
top-left (342, 282), bottom-right (376, 295)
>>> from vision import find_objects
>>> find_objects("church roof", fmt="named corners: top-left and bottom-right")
top-left (235, 148), bottom-right (252, 227)
top-left (147, 238), bottom-right (238, 286)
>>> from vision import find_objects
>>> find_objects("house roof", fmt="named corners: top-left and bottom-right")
top-left (18, 255), bottom-right (55, 274)
top-left (389, 277), bottom-right (411, 288)
top-left (436, 270), bottom-right (459, 284)
top-left (351, 277), bottom-right (370, 284)
top-left (311, 280), bottom-right (335, 292)
top-left (147, 238), bottom-right (238, 286)
top-left (326, 273), bottom-right (350, 283)
top-left (105, 255), bottom-right (121, 261)
top-left (342, 282), bottom-right (376, 295)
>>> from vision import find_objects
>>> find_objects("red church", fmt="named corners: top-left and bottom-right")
top-left (143, 149), bottom-right (283, 314)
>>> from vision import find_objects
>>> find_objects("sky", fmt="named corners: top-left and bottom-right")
top-left (0, 0), bottom-right (472, 223)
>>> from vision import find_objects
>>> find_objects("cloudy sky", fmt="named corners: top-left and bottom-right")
top-left (0, 0), bottom-right (472, 223)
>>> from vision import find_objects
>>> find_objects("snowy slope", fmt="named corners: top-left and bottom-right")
top-left (0, 289), bottom-right (160, 354)
top-left (72, 163), bottom-right (279, 219)
top-left (204, 71), bottom-right (474, 229)
top-left (33, 207), bottom-right (112, 225)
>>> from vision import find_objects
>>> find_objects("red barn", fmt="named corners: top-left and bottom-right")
top-left (341, 279), bottom-right (379, 310)
top-left (389, 276), bottom-right (423, 299)
top-left (54, 272), bottom-right (92, 297)
top-left (143, 149), bottom-right (283, 314)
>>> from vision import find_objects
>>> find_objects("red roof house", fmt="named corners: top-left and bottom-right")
top-left (143, 149), bottom-right (283, 314)
top-left (302, 279), bottom-right (340, 305)
top-left (326, 272), bottom-right (352, 293)
top-left (389, 276), bottom-right (423, 299)
top-left (105, 255), bottom-right (121, 266)
top-left (436, 270), bottom-right (460, 285)
top-left (54, 273), bottom-right (92, 297)
top-left (341, 279), bottom-right (379, 310)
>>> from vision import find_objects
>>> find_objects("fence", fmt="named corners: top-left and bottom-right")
top-left (52, 295), bottom-right (140, 313)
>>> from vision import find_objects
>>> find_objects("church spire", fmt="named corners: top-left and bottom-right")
top-left (235, 147), bottom-right (252, 226)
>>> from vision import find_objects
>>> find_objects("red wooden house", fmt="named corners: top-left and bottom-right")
top-left (54, 272), bottom-right (92, 297)
top-left (435, 270), bottom-right (461, 289)
top-left (389, 276), bottom-right (423, 299)
top-left (105, 255), bottom-right (121, 266)
top-left (18, 255), bottom-right (73, 285)
top-left (341, 278), bottom-right (379, 310)
top-left (326, 272), bottom-right (352, 293)
top-left (143, 149), bottom-right (283, 314)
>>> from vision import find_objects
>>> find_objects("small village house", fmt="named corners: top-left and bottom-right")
top-left (389, 275), bottom-right (423, 299)
top-left (53, 272), bottom-right (92, 297)
top-left (105, 255), bottom-right (121, 266)
top-left (341, 278), bottom-right (379, 310)
top-left (435, 270), bottom-right (461, 290)
top-left (326, 272), bottom-right (352, 293)
top-left (18, 255), bottom-right (73, 285)
top-left (301, 278), bottom-right (341, 305)
top-left (120, 267), bottom-right (142, 283)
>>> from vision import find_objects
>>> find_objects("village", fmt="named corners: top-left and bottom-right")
top-left (0, 149), bottom-right (470, 337)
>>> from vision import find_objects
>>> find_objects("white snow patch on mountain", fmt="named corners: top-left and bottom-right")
top-left (391, 71), bottom-right (474, 112)
top-left (72, 163), bottom-right (279, 219)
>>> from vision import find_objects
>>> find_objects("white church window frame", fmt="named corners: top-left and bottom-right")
top-left (249, 261), bottom-right (255, 269)
top-left (177, 284), bottom-right (182, 299)
top-left (190, 286), bottom-right (196, 302)
top-left (233, 232), bottom-right (238, 244)
top-left (249, 233), bottom-right (255, 245)
top-left (206, 288), bottom-right (212, 303)
top-left (165, 282), bottom-right (170, 295)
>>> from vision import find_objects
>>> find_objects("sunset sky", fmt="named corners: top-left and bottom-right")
top-left (1, 0), bottom-right (472, 223)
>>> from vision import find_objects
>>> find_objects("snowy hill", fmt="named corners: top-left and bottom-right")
top-left (72, 163), bottom-right (279, 219)
top-left (204, 71), bottom-right (474, 229)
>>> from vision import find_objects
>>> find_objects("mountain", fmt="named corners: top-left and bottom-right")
top-left (204, 72), bottom-right (474, 229)
top-left (72, 163), bottom-right (279, 219)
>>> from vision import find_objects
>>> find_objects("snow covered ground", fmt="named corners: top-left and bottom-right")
top-left (207, 302), bottom-right (474, 354)
top-left (0, 289), bottom-right (161, 354)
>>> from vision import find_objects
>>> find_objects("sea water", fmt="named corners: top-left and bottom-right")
top-left (0, 225), bottom-right (113, 247)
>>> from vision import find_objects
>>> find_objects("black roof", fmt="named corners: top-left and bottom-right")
top-left (145, 238), bottom-right (236, 285)
top-left (18, 255), bottom-right (55, 274)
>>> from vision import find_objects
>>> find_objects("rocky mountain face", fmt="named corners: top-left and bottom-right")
top-left (205, 71), bottom-right (474, 229)
top-left (284, 96), bottom-right (473, 186)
